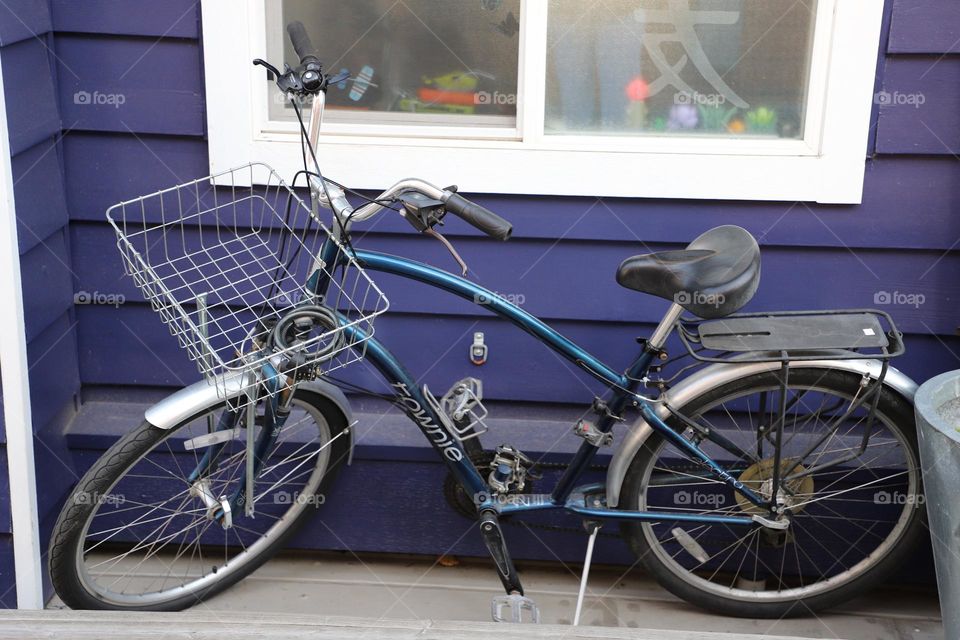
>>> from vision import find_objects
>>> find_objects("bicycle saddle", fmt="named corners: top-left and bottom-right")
top-left (616, 225), bottom-right (760, 319)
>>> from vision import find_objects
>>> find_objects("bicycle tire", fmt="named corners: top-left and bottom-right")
top-left (619, 367), bottom-right (924, 618)
top-left (49, 390), bottom-right (350, 611)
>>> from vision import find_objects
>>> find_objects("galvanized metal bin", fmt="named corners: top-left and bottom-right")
top-left (915, 370), bottom-right (960, 638)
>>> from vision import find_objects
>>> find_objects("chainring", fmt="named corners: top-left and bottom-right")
top-left (443, 451), bottom-right (538, 519)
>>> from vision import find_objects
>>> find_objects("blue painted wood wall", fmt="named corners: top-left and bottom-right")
top-left (0, 0), bottom-right (81, 608)
top-left (56, 1), bottom-right (960, 398)
top-left (0, 0), bottom-right (957, 605)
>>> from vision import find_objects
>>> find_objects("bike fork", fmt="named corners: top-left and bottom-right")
top-left (480, 509), bottom-right (540, 623)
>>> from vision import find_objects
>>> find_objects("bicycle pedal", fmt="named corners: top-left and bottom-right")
top-left (491, 593), bottom-right (540, 624)
top-left (424, 377), bottom-right (490, 443)
top-left (441, 377), bottom-right (489, 441)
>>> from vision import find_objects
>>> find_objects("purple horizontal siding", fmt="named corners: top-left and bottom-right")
top-left (65, 145), bottom-right (960, 252)
top-left (0, 535), bottom-right (15, 607)
top-left (70, 220), bottom-right (960, 334)
top-left (0, 0), bottom-right (51, 47)
top-left (74, 304), bottom-right (609, 401)
top-left (52, 0), bottom-right (199, 39)
top-left (0, 452), bottom-right (10, 532)
top-left (20, 229), bottom-right (74, 343)
top-left (25, 313), bottom-right (80, 440)
top-left (56, 35), bottom-right (204, 136)
top-left (63, 133), bottom-right (209, 219)
top-left (33, 404), bottom-right (80, 533)
top-left (68, 390), bottom-right (593, 461)
top-left (12, 136), bottom-right (69, 255)
top-left (866, 4), bottom-right (893, 158)
top-left (72, 299), bottom-right (959, 407)
top-left (876, 57), bottom-right (960, 155)
top-left (889, 0), bottom-right (960, 54)
top-left (1, 37), bottom-right (59, 155)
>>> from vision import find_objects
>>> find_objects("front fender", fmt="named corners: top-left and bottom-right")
top-left (144, 374), bottom-right (355, 463)
top-left (605, 355), bottom-right (918, 508)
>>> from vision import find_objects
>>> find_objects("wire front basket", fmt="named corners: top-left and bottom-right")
top-left (107, 163), bottom-right (388, 407)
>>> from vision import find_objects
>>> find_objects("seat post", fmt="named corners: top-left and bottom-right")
top-left (648, 303), bottom-right (683, 350)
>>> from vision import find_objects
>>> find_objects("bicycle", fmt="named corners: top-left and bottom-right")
top-left (48, 22), bottom-right (924, 622)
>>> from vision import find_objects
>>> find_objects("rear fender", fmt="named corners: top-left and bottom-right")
top-left (606, 355), bottom-right (918, 507)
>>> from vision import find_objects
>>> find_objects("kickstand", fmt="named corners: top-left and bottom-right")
top-left (573, 520), bottom-right (601, 626)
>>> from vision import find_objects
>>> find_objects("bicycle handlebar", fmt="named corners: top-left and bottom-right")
top-left (314, 177), bottom-right (512, 242)
top-left (286, 21), bottom-right (320, 66)
top-left (442, 192), bottom-right (513, 241)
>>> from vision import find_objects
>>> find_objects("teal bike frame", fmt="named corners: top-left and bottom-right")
top-left (311, 243), bottom-right (767, 527)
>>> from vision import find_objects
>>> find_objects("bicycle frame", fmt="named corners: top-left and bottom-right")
top-left (246, 91), bottom-right (767, 527)
top-left (315, 242), bottom-right (766, 528)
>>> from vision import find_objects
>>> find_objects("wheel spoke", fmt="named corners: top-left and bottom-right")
top-left (66, 398), bottom-right (337, 606)
top-left (633, 371), bottom-right (919, 612)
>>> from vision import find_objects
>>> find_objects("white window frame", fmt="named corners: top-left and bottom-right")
top-left (201, 0), bottom-right (884, 204)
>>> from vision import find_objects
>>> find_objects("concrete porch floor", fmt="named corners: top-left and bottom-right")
top-left (47, 551), bottom-right (943, 640)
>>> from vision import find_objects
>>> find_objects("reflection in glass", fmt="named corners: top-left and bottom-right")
top-left (546, 1), bottom-right (817, 138)
top-left (273, 0), bottom-right (521, 128)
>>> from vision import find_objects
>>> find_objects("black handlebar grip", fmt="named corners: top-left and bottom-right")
top-left (287, 21), bottom-right (319, 65)
top-left (443, 193), bottom-right (513, 241)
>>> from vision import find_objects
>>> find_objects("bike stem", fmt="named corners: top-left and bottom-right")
top-left (305, 92), bottom-right (324, 170)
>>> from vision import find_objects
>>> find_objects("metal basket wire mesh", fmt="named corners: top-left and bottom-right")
top-left (106, 163), bottom-right (388, 405)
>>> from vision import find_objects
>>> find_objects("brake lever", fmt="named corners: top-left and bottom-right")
top-left (254, 58), bottom-right (327, 96)
top-left (253, 58), bottom-right (282, 81)
top-left (424, 228), bottom-right (469, 276)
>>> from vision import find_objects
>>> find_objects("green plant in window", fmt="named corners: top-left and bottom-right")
top-left (745, 107), bottom-right (778, 134)
top-left (697, 104), bottom-right (738, 132)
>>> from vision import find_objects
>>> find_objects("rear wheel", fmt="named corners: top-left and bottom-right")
top-left (49, 390), bottom-right (350, 610)
top-left (620, 368), bottom-right (923, 618)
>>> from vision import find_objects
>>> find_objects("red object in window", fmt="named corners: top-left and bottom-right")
top-left (418, 88), bottom-right (478, 106)
top-left (626, 77), bottom-right (650, 102)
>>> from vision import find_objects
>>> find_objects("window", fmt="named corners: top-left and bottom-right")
top-left (267, 1), bottom-right (521, 130)
top-left (544, 1), bottom-right (815, 139)
top-left (202, 0), bottom-right (884, 203)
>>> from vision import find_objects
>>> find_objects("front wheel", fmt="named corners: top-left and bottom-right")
top-left (49, 389), bottom-right (351, 610)
top-left (620, 367), bottom-right (923, 618)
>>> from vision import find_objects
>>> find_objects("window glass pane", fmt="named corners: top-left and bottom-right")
top-left (545, 1), bottom-right (817, 138)
top-left (270, 1), bottom-right (521, 128)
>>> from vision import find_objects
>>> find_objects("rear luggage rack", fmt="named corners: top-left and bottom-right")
top-left (677, 309), bottom-right (904, 364)
top-left (663, 310), bottom-right (905, 485)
